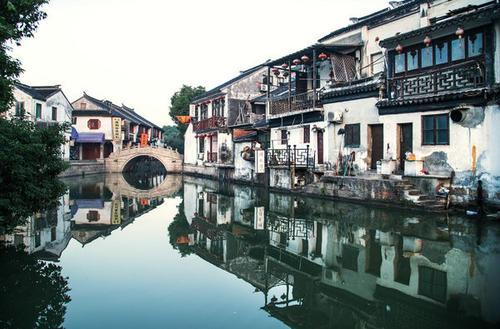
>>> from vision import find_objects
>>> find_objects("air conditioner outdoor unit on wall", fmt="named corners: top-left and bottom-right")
top-left (327, 111), bottom-right (343, 123)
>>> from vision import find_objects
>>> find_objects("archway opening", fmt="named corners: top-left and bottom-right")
top-left (122, 155), bottom-right (167, 190)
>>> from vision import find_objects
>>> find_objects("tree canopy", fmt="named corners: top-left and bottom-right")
top-left (0, 0), bottom-right (48, 113)
top-left (162, 125), bottom-right (184, 153)
top-left (0, 0), bottom-right (70, 232)
top-left (168, 85), bottom-right (205, 136)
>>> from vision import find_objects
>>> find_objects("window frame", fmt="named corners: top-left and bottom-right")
top-left (15, 101), bottom-right (25, 116)
top-left (418, 266), bottom-right (447, 303)
top-left (87, 119), bottom-right (101, 130)
top-left (35, 103), bottom-right (42, 119)
top-left (421, 114), bottom-right (449, 146)
top-left (344, 123), bottom-right (360, 148)
top-left (51, 107), bottom-right (57, 121)
top-left (393, 27), bottom-right (486, 76)
top-left (280, 130), bottom-right (288, 145)
top-left (303, 125), bottom-right (310, 143)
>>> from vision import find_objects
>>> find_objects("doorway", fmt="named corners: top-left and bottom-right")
top-left (398, 123), bottom-right (413, 171)
top-left (317, 130), bottom-right (324, 164)
top-left (369, 124), bottom-right (383, 170)
top-left (81, 143), bottom-right (101, 160)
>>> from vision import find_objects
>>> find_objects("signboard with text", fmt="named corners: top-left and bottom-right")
top-left (112, 117), bottom-right (122, 141)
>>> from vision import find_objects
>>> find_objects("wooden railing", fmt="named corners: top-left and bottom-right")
top-left (269, 90), bottom-right (322, 116)
top-left (193, 116), bottom-right (226, 132)
top-left (267, 145), bottom-right (315, 169)
top-left (388, 60), bottom-right (485, 100)
top-left (206, 152), bottom-right (218, 163)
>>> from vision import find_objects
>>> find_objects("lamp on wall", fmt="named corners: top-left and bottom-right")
top-left (455, 26), bottom-right (465, 39)
top-left (301, 55), bottom-right (310, 62)
top-left (292, 58), bottom-right (301, 65)
top-left (423, 35), bottom-right (432, 47)
top-left (395, 44), bottom-right (403, 54)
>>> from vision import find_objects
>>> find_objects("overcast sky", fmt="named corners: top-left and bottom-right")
top-left (13, 0), bottom-right (388, 126)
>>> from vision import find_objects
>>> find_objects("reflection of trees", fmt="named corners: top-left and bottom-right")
top-left (0, 246), bottom-right (71, 329)
top-left (167, 201), bottom-right (193, 257)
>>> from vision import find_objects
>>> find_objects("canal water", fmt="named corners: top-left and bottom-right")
top-left (1, 173), bottom-right (499, 329)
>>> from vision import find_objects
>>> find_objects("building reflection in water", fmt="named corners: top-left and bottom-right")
top-left (1, 172), bottom-right (181, 256)
top-left (171, 176), bottom-right (500, 329)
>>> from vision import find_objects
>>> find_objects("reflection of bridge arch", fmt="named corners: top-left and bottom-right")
top-left (106, 173), bottom-right (182, 199)
top-left (105, 146), bottom-right (183, 173)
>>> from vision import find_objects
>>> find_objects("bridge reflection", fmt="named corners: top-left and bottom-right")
top-left (169, 176), bottom-right (500, 329)
top-left (1, 173), bottom-right (182, 258)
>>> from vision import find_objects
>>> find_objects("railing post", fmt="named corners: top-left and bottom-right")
top-left (306, 144), bottom-right (309, 169)
top-left (287, 145), bottom-right (291, 170)
top-left (293, 145), bottom-right (297, 170)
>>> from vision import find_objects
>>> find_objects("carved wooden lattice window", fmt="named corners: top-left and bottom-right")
top-left (345, 124), bottom-right (360, 147)
top-left (87, 119), bottom-right (101, 130)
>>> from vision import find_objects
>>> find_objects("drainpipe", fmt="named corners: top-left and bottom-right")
top-left (312, 48), bottom-right (317, 110)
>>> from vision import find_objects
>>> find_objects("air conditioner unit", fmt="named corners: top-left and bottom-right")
top-left (327, 111), bottom-right (343, 123)
top-left (260, 84), bottom-right (269, 92)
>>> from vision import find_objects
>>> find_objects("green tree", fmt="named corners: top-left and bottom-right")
top-left (0, 1), bottom-right (69, 231)
top-left (1, 0), bottom-right (48, 113)
top-left (162, 125), bottom-right (184, 153)
top-left (169, 85), bottom-right (205, 135)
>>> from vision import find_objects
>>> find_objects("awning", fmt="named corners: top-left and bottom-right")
top-left (75, 199), bottom-right (105, 209)
top-left (76, 132), bottom-right (105, 143)
top-left (70, 127), bottom-right (79, 139)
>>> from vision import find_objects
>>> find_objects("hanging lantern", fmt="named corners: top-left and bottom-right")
top-left (455, 26), bottom-right (464, 39)
top-left (195, 135), bottom-right (199, 138)
top-left (395, 44), bottom-right (403, 54)
top-left (281, 63), bottom-right (289, 69)
top-left (423, 35), bottom-right (432, 46)
top-left (292, 58), bottom-right (301, 65)
top-left (301, 55), bottom-right (310, 62)
top-left (318, 53), bottom-right (328, 60)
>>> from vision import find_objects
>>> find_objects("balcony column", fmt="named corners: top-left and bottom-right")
top-left (288, 59), bottom-right (292, 112)
top-left (312, 48), bottom-right (316, 110)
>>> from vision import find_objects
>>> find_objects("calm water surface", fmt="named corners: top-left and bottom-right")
top-left (1, 173), bottom-right (499, 329)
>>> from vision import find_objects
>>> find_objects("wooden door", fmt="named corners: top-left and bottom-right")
top-left (82, 143), bottom-right (100, 160)
top-left (398, 123), bottom-right (413, 170)
top-left (370, 124), bottom-right (383, 169)
top-left (317, 130), bottom-right (324, 164)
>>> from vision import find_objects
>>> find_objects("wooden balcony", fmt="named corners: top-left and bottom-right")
top-left (193, 116), bottom-right (226, 132)
top-left (269, 90), bottom-right (322, 116)
top-left (388, 60), bottom-right (485, 100)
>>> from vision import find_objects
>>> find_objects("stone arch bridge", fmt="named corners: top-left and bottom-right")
top-left (106, 173), bottom-right (182, 199)
top-left (105, 146), bottom-right (183, 173)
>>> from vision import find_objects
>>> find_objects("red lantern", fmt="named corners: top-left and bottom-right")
top-left (318, 53), bottom-right (328, 60)
top-left (195, 135), bottom-right (199, 138)
top-left (281, 63), bottom-right (288, 69)
top-left (395, 44), bottom-right (403, 54)
top-left (455, 26), bottom-right (464, 39)
top-left (423, 35), bottom-right (432, 46)
top-left (292, 58), bottom-right (301, 65)
top-left (301, 55), bottom-right (310, 62)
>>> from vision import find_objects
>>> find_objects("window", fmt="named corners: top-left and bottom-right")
top-left (345, 124), bottom-right (360, 147)
top-left (395, 53), bottom-right (405, 73)
top-left (51, 107), bottom-right (57, 121)
top-left (72, 117), bottom-right (77, 124)
top-left (371, 52), bottom-right (384, 75)
top-left (87, 119), bottom-right (101, 130)
top-left (35, 231), bottom-right (41, 247)
top-left (199, 138), bottom-right (204, 153)
top-left (86, 210), bottom-right (100, 221)
top-left (418, 266), bottom-right (447, 303)
top-left (35, 103), bottom-right (42, 119)
top-left (80, 102), bottom-right (87, 109)
top-left (422, 114), bottom-right (449, 145)
top-left (468, 32), bottom-right (483, 57)
top-left (342, 245), bottom-right (359, 272)
top-left (280, 130), bottom-right (287, 145)
top-left (451, 38), bottom-right (465, 61)
top-left (15, 101), bottom-right (25, 116)
top-left (406, 50), bottom-right (419, 71)
top-left (435, 41), bottom-right (448, 65)
top-left (201, 104), bottom-right (208, 120)
top-left (303, 125), bottom-right (310, 143)
top-left (421, 46), bottom-right (433, 68)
